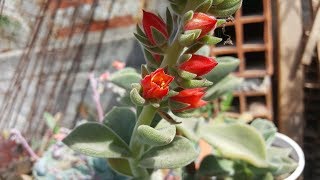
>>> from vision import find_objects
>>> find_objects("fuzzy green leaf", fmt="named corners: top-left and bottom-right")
top-left (151, 27), bottom-right (167, 46)
top-left (199, 35), bottom-right (222, 45)
top-left (205, 75), bottom-right (243, 100)
top-left (107, 158), bottom-right (133, 177)
top-left (251, 119), bottom-right (277, 146)
top-left (63, 123), bottom-right (131, 158)
top-left (134, 33), bottom-right (154, 47)
top-left (179, 78), bottom-right (213, 88)
top-left (176, 69), bottom-right (197, 80)
top-left (179, 33), bottom-right (196, 46)
top-left (143, 49), bottom-right (160, 68)
top-left (166, 8), bottom-right (174, 36)
top-left (130, 88), bottom-right (145, 106)
top-left (109, 71), bottom-right (141, 90)
top-left (200, 123), bottom-right (268, 167)
top-left (137, 120), bottom-right (176, 146)
top-left (103, 107), bottom-right (136, 145)
top-left (139, 136), bottom-right (198, 169)
top-left (183, 10), bottom-right (194, 23)
top-left (199, 155), bottom-right (234, 177)
top-left (185, 43), bottom-right (204, 54)
top-left (209, 0), bottom-right (242, 17)
top-left (196, 0), bottom-right (213, 13)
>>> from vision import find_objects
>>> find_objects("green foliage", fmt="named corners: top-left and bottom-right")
top-left (103, 107), bottom-right (136, 145)
top-left (200, 123), bottom-right (268, 167)
top-left (209, 0), bottom-right (243, 17)
top-left (205, 74), bottom-right (243, 100)
top-left (199, 35), bottom-right (222, 45)
top-left (63, 123), bottom-right (131, 158)
top-left (109, 68), bottom-right (141, 90)
top-left (33, 142), bottom-right (128, 179)
top-left (137, 120), bottom-right (176, 146)
top-left (43, 112), bottom-right (60, 134)
top-left (107, 158), bottom-right (133, 177)
top-left (199, 155), bottom-right (234, 177)
top-left (139, 136), bottom-right (198, 169)
top-left (251, 119), bottom-right (277, 146)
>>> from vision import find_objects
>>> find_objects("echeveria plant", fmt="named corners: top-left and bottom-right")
top-left (62, 0), bottom-right (298, 179)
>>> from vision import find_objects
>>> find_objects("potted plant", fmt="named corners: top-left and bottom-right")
top-left (61, 0), bottom-right (303, 179)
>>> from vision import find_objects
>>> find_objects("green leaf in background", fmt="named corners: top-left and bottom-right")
top-left (250, 119), bottom-right (277, 146)
top-left (208, 0), bottom-right (243, 17)
top-left (205, 56), bottom-right (240, 85)
top-left (139, 136), bottom-right (198, 169)
top-left (107, 158), bottom-right (133, 177)
top-left (44, 112), bottom-right (60, 134)
top-left (199, 155), bottom-right (234, 177)
top-left (103, 107), bottom-right (136, 145)
top-left (109, 68), bottom-right (141, 90)
top-left (175, 114), bottom-right (206, 142)
top-left (195, 45), bottom-right (210, 56)
top-left (266, 146), bottom-right (297, 176)
top-left (137, 120), bottom-right (176, 146)
top-left (200, 123), bottom-right (268, 167)
top-left (220, 92), bottom-right (234, 112)
top-left (205, 75), bottom-right (243, 100)
top-left (63, 123), bottom-right (131, 158)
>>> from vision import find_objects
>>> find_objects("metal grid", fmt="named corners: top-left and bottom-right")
top-left (0, 0), bottom-right (139, 137)
top-left (211, 0), bottom-right (274, 120)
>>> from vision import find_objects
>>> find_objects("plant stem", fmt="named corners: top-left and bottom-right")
top-left (10, 129), bottom-right (39, 160)
top-left (129, 105), bottom-right (157, 178)
top-left (89, 73), bottom-right (104, 122)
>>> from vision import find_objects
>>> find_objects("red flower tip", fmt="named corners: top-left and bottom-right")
top-left (184, 12), bottom-right (217, 39)
top-left (170, 88), bottom-right (207, 112)
top-left (142, 10), bottom-right (168, 45)
top-left (179, 54), bottom-right (218, 76)
top-left (141, 68), bottom-right (174, 100)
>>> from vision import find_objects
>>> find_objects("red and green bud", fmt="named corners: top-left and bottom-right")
top-left (170, 88), bottom-right (207, 112)
top-left (179, 54), bottom-right (218, 76)
top-left (184, 12), bottom-right (217, 39)
top-left (141, 68), bottom-right (174, 100)
top-left (142, 10), bottom-right (169, 45)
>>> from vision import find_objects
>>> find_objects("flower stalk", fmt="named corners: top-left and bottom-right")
top-left (129, 105), bottom-right (157, 178)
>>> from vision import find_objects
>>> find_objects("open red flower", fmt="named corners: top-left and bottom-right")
top-left (179, 54), bottom-right (218, 76)
top-left (142, 10), bottom-right (169, 45)
top-left (141, 68), bottom-right (174, 100)
top-left (170, 88), bottom-right (207, 112)
top-left (184, 12), bottom-right (217, 39)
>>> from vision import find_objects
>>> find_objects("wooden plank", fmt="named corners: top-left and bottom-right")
top-left (277, 0), bottom-right (304, 144)
top-left (302, 8), bottom-right (320, 65)
top-left (55, 15), bottom-right (136, 38)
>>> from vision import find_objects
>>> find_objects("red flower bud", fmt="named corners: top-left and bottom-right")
top-left (170, 88), bottom-right (207, 111)
top-left (184, 12), bottom-right (217, 39)
top-left (179, 54), bottom-right (218, 76)
top-left (141, 68), bottom-right (174, 100)
top-left (142, 10), bottom-right (169, 45)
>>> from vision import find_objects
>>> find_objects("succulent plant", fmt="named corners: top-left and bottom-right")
top-left (33, 141), bottom-right (128, 180)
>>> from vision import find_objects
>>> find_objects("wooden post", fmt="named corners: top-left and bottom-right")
top-left (277, 0), bottom-right (304, 144)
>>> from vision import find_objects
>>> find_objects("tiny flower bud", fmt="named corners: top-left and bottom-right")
top-left (184, 12), bottom-right (217, 39)
top-left (142, 10), bottom-right (169, 45)
top-left (179, 54), bottom-right (218, 76)
top-left (170, 88), bottom-right (207, 112)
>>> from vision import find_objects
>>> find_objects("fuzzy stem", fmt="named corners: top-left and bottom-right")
top-left (161, 39), bottom-right (184, 68)
top-left (10, 129), bottom-right (39, 160)
top-left (129, 105), bottom-right (157, 178)
top-left (89, 73), bottom-right (104, 122)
